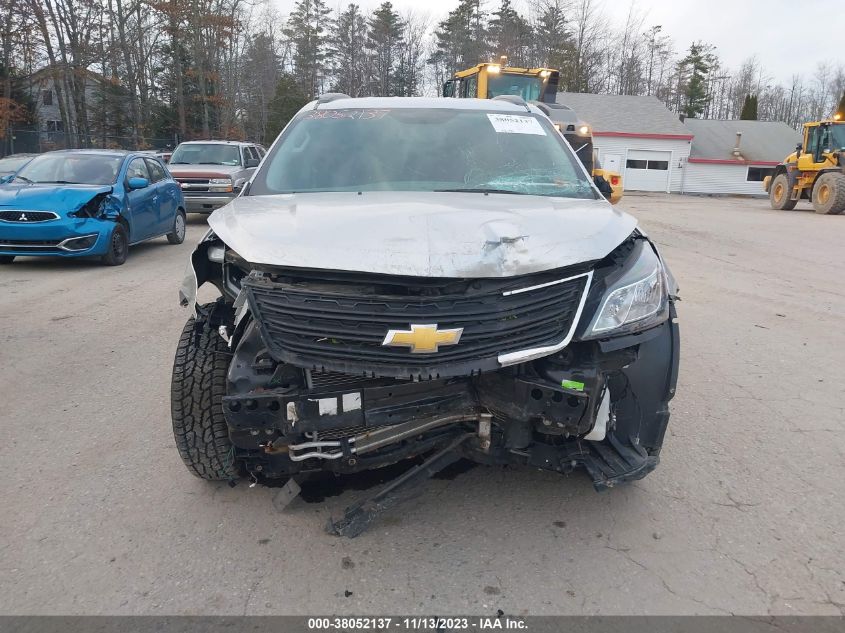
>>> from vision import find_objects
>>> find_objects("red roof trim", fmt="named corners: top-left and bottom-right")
top-left (687, 158), bottom-right (781, 166)
top-left (593, 131), bottom-right (694, 140)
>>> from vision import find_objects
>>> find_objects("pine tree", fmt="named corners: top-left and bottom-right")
top-left (679, 42), bottom-right (713, 118)
top-left (488, 0), bottom-right (532, 67)
top-left (532, 0), bottom-right (570, 71)
top-left (241, 33), bottom-right (282, 143)
top-left (740, 93), bottom-right (757, 120)
top-left (284, 0), bottom-right (333, 98)
top-left (432, 0), bottom-right (489, 76)
top-left (330, 3), bottom-right (369, 97)
top-left (367, 2), bottom-right (404, 96)
top-left (266, 74), bottom-right (309, 141)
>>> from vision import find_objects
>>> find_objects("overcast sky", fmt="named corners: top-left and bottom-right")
top-left (271, 0), bottom-right (843, 85)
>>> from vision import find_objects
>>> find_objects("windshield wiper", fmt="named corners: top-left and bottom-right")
top-left (44, 180), bottom-right (83, 184)
top-left (13, 175), bottom-right (33, 183)
top-left (434, 187), bottom-right (529, 195)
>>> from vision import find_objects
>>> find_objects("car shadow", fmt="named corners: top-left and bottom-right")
top-left (5, 235), bottom-right (186, 271)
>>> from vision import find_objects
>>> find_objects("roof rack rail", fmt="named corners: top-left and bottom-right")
top-left (316, 93), bottom-right (351, 105)
top-left (491, 94), bottom-right (530, 111)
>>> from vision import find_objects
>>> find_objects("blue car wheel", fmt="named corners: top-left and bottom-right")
top-left (101, 225), bottom-right (129, 266)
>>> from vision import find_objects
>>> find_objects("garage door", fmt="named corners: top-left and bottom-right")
top-left (624, 150), bottom-right (671, 192)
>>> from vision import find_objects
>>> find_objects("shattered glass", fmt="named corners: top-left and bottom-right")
top-left (251, 108), bottom-right (597, 200)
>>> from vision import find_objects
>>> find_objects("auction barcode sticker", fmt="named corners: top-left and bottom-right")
top-left (487, 113), bottom-right (547, 135)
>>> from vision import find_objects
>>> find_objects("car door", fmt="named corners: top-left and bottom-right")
top-left (244, 146), bottom-right (260, 174)
top-left (124, 157), bottom-right (158, 241)
top-left (145, 158), bottom-right (175, 235)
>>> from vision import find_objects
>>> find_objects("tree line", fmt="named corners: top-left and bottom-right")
top-left (1, 0), bottom-right (844, 151)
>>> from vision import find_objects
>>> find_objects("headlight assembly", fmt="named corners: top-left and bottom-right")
top-left (208, 178), bottom-right (233, 192)
top-left (582, 241), bottom-right (669, 338)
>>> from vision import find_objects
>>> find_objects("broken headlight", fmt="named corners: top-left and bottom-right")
top-left (583, 241), bottom-right (668, 337)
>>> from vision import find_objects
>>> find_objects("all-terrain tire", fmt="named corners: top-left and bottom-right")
top-left (769, 173), bottom-right (797, 210)
top-left (167, 209), bottom-right (187, 244)
top-left (0, 255), bottom-right (14, 264)
top-left (812, 172), bottom-right (845, 215)
top-left (170, 300), bottom-right (239, 480)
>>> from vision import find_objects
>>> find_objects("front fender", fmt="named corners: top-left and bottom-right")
top-left (179, 229), bottom-right (223, 316)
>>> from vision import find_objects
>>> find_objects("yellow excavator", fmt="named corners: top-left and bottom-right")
top-left (443, 60), bottom-right (623, 204)
top-left (765, 114), bottom-right (845, 214)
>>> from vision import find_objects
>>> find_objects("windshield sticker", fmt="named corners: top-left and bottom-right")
top-left (303, 109), bottom-right (390, 120)
top-left (487, 114), bottom-right (546, 135)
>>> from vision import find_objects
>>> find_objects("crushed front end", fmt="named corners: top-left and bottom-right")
top-left (182, 230), bottom-right (679, 493)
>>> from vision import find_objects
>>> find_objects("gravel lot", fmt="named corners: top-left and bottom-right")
top-left (1, 193), bottom-right (843, 616)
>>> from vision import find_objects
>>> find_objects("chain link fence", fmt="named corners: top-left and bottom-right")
top-left (1, 128), bottom-right (178, 157)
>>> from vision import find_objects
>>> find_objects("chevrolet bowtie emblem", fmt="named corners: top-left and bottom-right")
top-left (382, 323), bottom-right (464, 354)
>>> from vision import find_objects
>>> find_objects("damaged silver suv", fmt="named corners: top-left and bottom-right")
top-left (172, 96), bottom-right (680, 536)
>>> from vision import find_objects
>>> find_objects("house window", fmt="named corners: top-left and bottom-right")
top-left (46, 120), bottom-right (64, 132)
top-left (747, 167), bottom-right (774, 182)
top-left (42, 90), bottom-right (53, 106)
top-left (626, 159), bottom-right (668, 170)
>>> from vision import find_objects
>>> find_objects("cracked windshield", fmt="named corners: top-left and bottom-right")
top-left (251, 108), bottom-right (596, 199)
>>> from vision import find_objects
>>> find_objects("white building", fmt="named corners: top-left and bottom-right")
top-left (681, 119), bottom-right (801, 195)
top-left (558, 92), bottom-right (693, 193)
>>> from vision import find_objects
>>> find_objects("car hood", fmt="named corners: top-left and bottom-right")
top-left (208, 192), bottom-right (638, 277)
top-left (0, 183), bottom-right (114, 211)
top-left (167, 165), bottom-right (241, 178)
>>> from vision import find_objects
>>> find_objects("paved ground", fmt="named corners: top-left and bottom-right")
top-left (1, 194), bottom-right (843, 616)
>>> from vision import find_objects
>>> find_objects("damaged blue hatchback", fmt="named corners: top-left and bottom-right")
top-left (0, 149), bottom-right (186, 266)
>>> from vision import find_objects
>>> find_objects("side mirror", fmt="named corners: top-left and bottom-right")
top-left (127, 176), bottom-right (149, 190)
top-left (0, 175), bottom-right (11, 184)
top-left (245, 158), bottom-right (259, 168)
top-left (443, 80), bottom-right (454, 97)
top-left (233, 177), bottom-right (247, 193)
top-left (795, 142), bottom-right (802, 156)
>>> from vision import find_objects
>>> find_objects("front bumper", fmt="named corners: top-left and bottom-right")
top-left (219, 305), bottom-right (679, 490)
top-left (183, 192), bottom-right (234, 213)
top-left (0, 217), bottom-right (114, 258)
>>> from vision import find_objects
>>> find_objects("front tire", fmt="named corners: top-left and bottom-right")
top-left (167, 209), bottom-right (187, 244)
top-left (769, 173), bottom-right (797, 210)
top-left (0, 255), bottom-right (14, 264)
top-left (171, 300), bottom-right (239, 481)
top-left (812, 172), bottom-right (845, 215)
top-left (101, 224), bottom-right (128, 266)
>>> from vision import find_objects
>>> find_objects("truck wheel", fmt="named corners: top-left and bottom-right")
top-left (769, 174), bottom-right (797, 210)
top-left (812, 172), bottom-right (845, 215)
top-left (171, 300), bottom-right (239, 481)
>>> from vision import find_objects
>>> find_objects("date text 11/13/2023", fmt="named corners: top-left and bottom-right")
top-left (307, 616), bottom-right (528, 630)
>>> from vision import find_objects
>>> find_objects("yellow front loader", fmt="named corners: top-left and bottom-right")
top-left (765, 116), bottom-right (845, 214)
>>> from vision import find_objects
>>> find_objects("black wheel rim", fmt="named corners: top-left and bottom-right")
top-left (112, 231), bottom-right (126, 260)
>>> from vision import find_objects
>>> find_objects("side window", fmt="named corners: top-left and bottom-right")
top-left (145, 159), bottom-right (166, 183)
top-left (805, 127), bottom-right (819, 158)
top-left (818, 126), bottom-right (831, 152)
top-left (127, 158), bottom-right (150, 181)
top-left (242, 147), bottom-right (252, 165)
top-left (460, 74), bottom-right (477, 98)
top-left (256, 146), bottom-right (266, 158)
